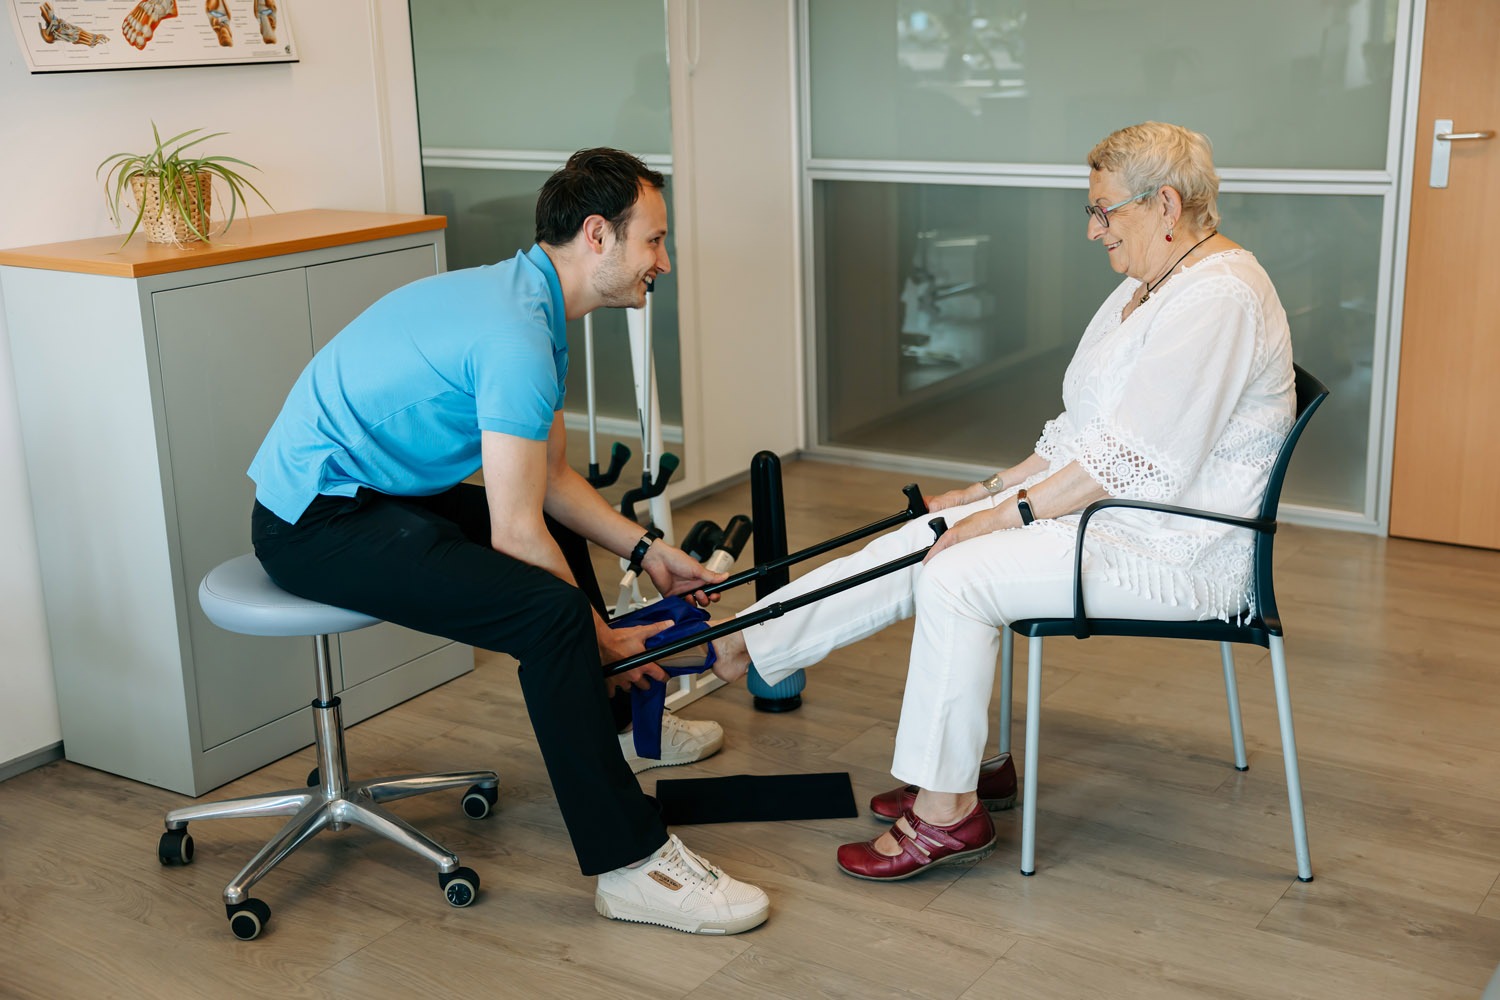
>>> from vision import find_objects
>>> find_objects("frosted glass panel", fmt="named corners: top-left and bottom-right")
top-left (808, 0), bottom-right (1398, 169)
top-left (422, 167), bottom-right (682, 425)
top-left (815, 180), bottom-right (1378, 514)
top-left (409, 0), bottom-right (671, 154)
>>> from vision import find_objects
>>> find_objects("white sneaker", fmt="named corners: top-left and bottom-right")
top-left (595, 834), bottom-right (769, 935)
top-left (619, 711), bottom-right (724, 774)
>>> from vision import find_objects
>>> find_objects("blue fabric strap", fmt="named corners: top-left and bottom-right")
top-left (609, 597), bottom-right (718, 758)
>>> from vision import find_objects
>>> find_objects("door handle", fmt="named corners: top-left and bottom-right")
top-left (1431, 119), bottom-right (1495, 188)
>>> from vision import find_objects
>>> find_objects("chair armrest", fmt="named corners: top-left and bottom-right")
top-left (1067, 498), bottom-right (1276, 639)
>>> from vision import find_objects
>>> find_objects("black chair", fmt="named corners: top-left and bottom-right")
top-left (999, 364), bottom-right (1328, 880)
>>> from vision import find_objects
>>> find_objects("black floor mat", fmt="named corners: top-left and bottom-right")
top-left (653, 772), bottom-right (858, 826)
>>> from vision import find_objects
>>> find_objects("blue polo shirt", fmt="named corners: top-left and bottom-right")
top-left (249, 245), bottom-right (568, 524)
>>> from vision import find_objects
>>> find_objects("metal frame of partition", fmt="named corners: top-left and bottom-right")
top-left (796, 0), bottom-right (1422, 534)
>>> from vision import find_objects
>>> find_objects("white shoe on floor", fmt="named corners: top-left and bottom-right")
top-left (619, 711), bottom-right (724, 774)
top-left (595, 834), bottom-right (769, 935)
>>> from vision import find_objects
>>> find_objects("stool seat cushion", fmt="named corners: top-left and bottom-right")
top-left (200, 554), bottom-right (382, 637)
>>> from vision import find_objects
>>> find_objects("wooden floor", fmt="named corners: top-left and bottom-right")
top-left (4, 459), bottom-right (1500, 999)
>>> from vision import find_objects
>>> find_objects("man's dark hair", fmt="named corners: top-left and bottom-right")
top-left (535, 148), bottom-right (666, 246)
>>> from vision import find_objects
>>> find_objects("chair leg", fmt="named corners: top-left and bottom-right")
top-left (333, 798), bottom-right (461, 872)
top-left (165, 789), bottom-right (315, 827)
top-left (1269, 635), bottom-right (1313, 882)
top-left (359, 770), bottom-right (499, 805)
top-left (221, 798), bottom-right (334, 905)
top-left (998, 628), bottom-right (1014, 756)
top-left (1019, 636), bottom-right (1043, 876)
top-left (1220, 642), bottom-right (1248, 771)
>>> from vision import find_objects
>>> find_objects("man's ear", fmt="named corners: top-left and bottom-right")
top-left (582, 213), bottom-right (610, 255)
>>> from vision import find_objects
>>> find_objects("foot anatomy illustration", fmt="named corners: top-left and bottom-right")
top-left (37, 3), bottom-right (109, 46)
top-left (253, 0), bottom-right (276, 44)
top-left (205, 0), bottom-right (231, 45)
top-left (121, 0), bottom-right (178, 50)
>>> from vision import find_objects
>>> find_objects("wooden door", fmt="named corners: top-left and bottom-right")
top-left (1390, 0), bottom-right (1500, 547)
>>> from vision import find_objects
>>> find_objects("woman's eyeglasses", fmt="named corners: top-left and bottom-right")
top-left (1085, 189), bottom-right (1158, 228)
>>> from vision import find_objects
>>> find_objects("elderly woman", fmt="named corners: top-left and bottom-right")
top-left (710, 122), bottom-right (1295, 880)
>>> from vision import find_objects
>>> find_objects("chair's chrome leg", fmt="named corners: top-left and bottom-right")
top-left (166, 790), bottom-right (315, 828)
top-left (998, 629), bottom-right (1014, 756)
top-left (221, 799), bottom-right (332, 905)
top-left (1269, 635), bottom-right (1313, 881)
top-left (334, 800), bottom-right (460, 873)
top-left (358, 770), bottom-right (499, 805)
top-left (1220, 642), bottom-right (1248, 771)
top-left (1020, 636), bottom-right (1043, 876)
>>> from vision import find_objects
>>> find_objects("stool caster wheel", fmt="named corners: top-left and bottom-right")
top-left (306, 767), bottom-right (319, 787)
top-left (440, 867), bottom-right (479, 907)
top-left (226, 898), bottom-right (272, 940)
top-left (461, 783), bottom-right (499, 819)
top-left (158, 828), bottom-right (194, 865)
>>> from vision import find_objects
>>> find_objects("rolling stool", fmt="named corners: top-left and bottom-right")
top-left (158, 554), bottom-right (499, 940)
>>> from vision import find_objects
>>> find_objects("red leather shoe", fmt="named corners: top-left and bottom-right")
top-left (868, 753), bottom-right (1017, 821)
top-left (837, 802), bottom-right (996, 881)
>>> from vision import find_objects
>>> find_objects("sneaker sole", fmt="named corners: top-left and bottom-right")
top-left (594, 890), bottom-right (768, 935)
top-left (625, 732), bottom-right (726, 775)
top-left (836, 838), bottom-right (997, 882)
top-left (870, 792), bottom-right (1017, 822)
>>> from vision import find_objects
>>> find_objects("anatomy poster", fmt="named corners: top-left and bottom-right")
top-left (9, 0), bottom-right (297, 72)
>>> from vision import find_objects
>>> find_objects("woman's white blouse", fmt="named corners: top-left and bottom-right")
top-left (1022, 249), bottom-right (1296, 621)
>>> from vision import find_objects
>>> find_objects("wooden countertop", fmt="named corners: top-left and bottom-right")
top-left (0, 209), bottom-right (447, 278)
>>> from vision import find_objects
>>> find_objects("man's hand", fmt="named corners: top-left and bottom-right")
top-left (599, 618), bottom-right (672, 695)
top-left (641, 543), bottom-right (726, 607)
top-left (922, 506), bottom-right (1015, 563)
top-left (927, 483), bottom-right (987, 512)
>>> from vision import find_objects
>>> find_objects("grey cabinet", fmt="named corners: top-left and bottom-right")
top-left (1, 212), bottom-right (471, 795)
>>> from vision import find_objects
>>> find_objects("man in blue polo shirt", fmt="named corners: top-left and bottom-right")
top-left (248, 148), bottom-right (769, 935)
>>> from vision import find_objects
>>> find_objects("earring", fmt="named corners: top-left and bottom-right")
top-left (1165, 230), bottom-right (1173, 242)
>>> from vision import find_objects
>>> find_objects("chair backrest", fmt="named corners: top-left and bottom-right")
top-left (1252, 364), bottom-right (1329, 632)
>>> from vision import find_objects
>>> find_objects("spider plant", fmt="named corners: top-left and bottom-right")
top-left (97, 123), bottom-right (271, 244)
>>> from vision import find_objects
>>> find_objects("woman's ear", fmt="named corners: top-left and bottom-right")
top-left (1159, 185), bottom-right (1184, 228)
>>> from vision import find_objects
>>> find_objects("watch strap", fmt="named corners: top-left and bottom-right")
top-left (628, 527), bottom-right (664, 572)
top-left (1016, 488), bottom-right (1035, 526)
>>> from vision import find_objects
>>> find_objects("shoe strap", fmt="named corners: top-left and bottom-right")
top-left (897, 808), bottom-right (969, 853)
top-left (886, 821), bottom-right (938, 867)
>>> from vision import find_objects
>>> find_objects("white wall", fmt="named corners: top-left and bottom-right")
top-left (0, 1), bottom-right (424, 768)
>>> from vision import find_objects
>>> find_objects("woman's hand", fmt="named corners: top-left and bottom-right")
top-left (926, 483), bottom-right (987, 512)
top-left (923, 505), bottom-right (1015, 563)
top-left (598, 619), bottom-right (672, 695)
top-left (641, 543), bottom-right (726, 607)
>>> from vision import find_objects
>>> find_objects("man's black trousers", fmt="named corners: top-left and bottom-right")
top-left (250, 484), bottom-right (667, 875)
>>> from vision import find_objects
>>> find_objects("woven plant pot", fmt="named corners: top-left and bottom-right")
top-left (129, 172), bottom-right (213, 245)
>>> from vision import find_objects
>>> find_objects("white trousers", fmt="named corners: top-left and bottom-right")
top-left (740, 495), bottom-right (1203, 793)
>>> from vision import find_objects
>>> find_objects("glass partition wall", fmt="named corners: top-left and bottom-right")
top-left (408, 0), bottom-right (681, 446)
top-left (803, 0), bottom-right (1411, 522)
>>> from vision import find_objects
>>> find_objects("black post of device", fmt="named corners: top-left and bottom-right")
top-left (745, 450), bottom-right (804, 712)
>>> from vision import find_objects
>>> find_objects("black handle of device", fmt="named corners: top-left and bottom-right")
top-left (620, 452), bottom-right (680, 524)
top-left (716, 514), bottom-right (754, 561)
top-left (586, 441), bottom-right (632, 489)
top-left (700, 483), bottom-right (928, 597)
top-left (603, 516), bottom-right (948, 676)
top-left (681, 519), bottom-right (726, 562)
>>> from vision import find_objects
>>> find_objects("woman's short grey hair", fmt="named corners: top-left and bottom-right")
top-left (1087, 122), bottom-right (1221, 233)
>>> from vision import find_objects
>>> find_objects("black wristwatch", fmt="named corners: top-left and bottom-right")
top-left (1016, 488), bottom-right (1035, 526)
top-left (627, 527), bottom-right (664, 572)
